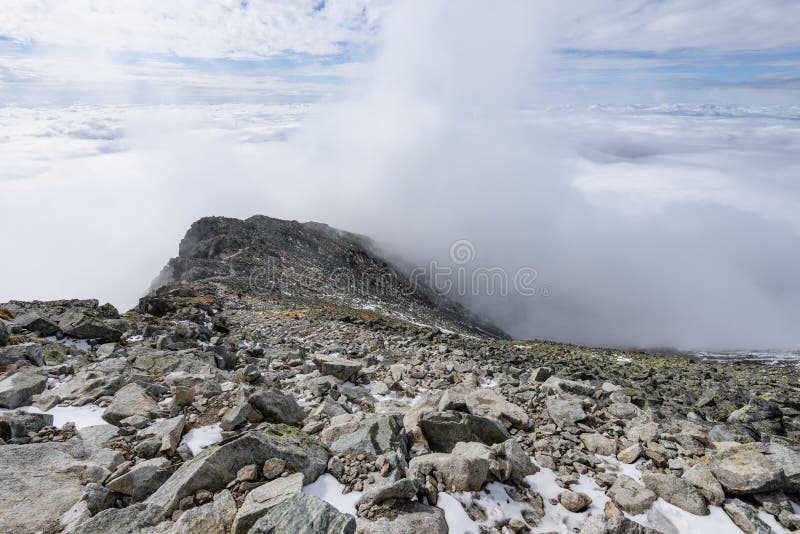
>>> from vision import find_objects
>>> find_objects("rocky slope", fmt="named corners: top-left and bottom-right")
top-left (0, 215), bottom-right (798, 534)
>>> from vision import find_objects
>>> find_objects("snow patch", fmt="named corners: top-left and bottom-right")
top-left (180, 423), bottom-right (222, 455)
top-left (303, 473), bottom-right (361, 516)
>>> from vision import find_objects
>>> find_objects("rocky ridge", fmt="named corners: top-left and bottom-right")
top-left (0, 215), bottom-right (798, 534)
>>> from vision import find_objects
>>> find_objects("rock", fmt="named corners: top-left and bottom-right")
top-left (642, 471), bottom-right (708, 515)
top-left (102, 383), bottom-right (159, 425)
top-left (626, 422), bottom-right (659, 443)
top-left (0, 440), bottom-right (122, 532)
top-left (408, 441), bottom-right (491, 492)
top-left (106, 457), bottom-right (176, 501)
top-left (766, 442), bottom-right (800, 493)
top-left (146, 424), bottom-right (328, 516)
top-left (778, 510), bottom-right (800, 531)
top-left (681, 463), bottom-right (725, 506)
top-left (320, 414), bottom-right (361, 446)
top-left (357, 478), bottom-right (420, 511)
top-left (50, 372), bottom-right (123, 404)
top-left (313, 355), bottom-right (362, 381)
top-left (0, 410), bottom-right (53, 441)
top-left (607, 402), bottom-right (641, 419)
top-left (137, 415), bottom-right (185, 454)
top-left (248, 493), bottom-right (356, 534)
top-left (330, 413), bottom-right (408, 459)
top-left (541, 375), bottom-right (595, 397)
top-left (418, 410), bottom-right (511, 452)
top-left (263, 458), bottom-right (287, 480)
top-left (402, 392), bottom-right (443, 448)
top-left (438, 385), bottom-right (469, 411)
top-left (617, 444), bottom-right (642, 464)
top-left (545, 397), bottom-right (587, 427)
top-left (710, 443), bottom-right (784, 494)
top-left (82, 482), bottom-right (116, 515)
top-left (728, 396), bottom-right (784, 435)
top-left (232, 472), bottom-right (304, 534)
top-left (167, 489), bottom-right (236, 534)
top-left (249, 388), bottom-right (305, 425)
top-left (580, 433), bottom-right (617, 456)
top-left (0, 319), bottom-right (8, 345)
top-left (580, 515), bottom-right (660, 534)
top-left (237, 464), bottom-right (259, 482)
top-left (465, 388), bottom-right (531, 430)
top-left (58, 309), bottom-right (122, 341)
top-left (607, 474), bottom-right (657, 515)
top-left (13, 311), bottom-right (59, 336)
top-left (0, 342), bottom-right (44, 366)
top-left (0, 368), bottom-right (47, 408)
top-left (355, 502), bottom-right (447, 533)
top-left (67, 502), bottom-right (165, 534)
top-left (530, 367), bottom-right (552, 382)
top-left (723, 499), bottom-right (772, 534)
top-left (494, 438), bottom-right (538, 482)
top-left (560, 490), bottom-right (592, 512)
top-left (220, 402), bottom-right (251, 431)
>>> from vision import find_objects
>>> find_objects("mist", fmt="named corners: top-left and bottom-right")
top-left (2, 0), bottom-right (800, 351)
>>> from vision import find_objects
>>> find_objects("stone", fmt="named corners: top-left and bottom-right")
top-left (146, 424), bottom-right (328, 516)
top-left (248, 493), bottom-right (355, 534)
top-left (67, 503), bottom-right (165, 534)
top-left (82, 482), bottom-right (116, 515)
top-left (681, 463), bottom-right (725, 506)
top-left (137, 415), bottom-right (185, 454)
top-left (13, 311), bottom-right (59, 336)
top-left (232, 473), bottom-right (304, 534)
top-left (778, 510), bottom-right (800, 531)
top-left (437, 385), bottom-right (469, 411)
top-left (408, 441), bottom-right (492, 492)
top-left (167, 489), bottom-right (236, 534)
top-left (530, 367), bottom-right (552, 382)
top-left (541, 376), bottom-right (595, 397)
top-left (607, 474), bottom-right (657, 515)
top-left (102, 383), bottom-right (159, 425)
top-left (330, 413), bottom-right (408, 459)
top-left (50, 372), bottom-right (123, 404)
top-left (220, 402), bottom-right (251, 431)
top-left (560, 490), bottom-right (592, 512)
top-left (710, 443), bottom-right (784, 494)
top-left (0, 342), bottom-right (44, 366)
top-left (418, 410), bottom-right (511, 452)
top-left (723, 499), bottom-right (772, 534)
top-left (626, 422), bottom-right (659, 443)
top-left (249, 388), bottom-right (305, 426)
top-left (766, 442), bottom-right (800, 493)
top-left (642, 471), bottom-right (708, 515)
top-left (263, 458), bottom-right (287, 479)
top-left (0, 410), bottom-right (53, 441)
top-left (0, 368), bottom-right (47, 408)
top-left (57, 309), bottom-right (122, 341)
top-left (106, 457), bottom-right (175, 501)
top-left (580, 433), bottom-right (617, 456)
top-left (465, 388), bottom-right (531, 430)
top-left (546, 397), bottom-right (587, 427)
top-left (0, 440), bottom-right (122, 532)
top-left (617, 444), bottom-right (642, 464)
top-left (320, 414), bottom-right (361, 446)
top-left (313, 355), bottom-right (362, 381)
top-left (237, 464), bottom-right (259, 482)
top-left (357, 478), bottom-right (420, 511)
top-left (580, 515), bottom-right (661, 534)
top-left (355, 502), bottom-right (447, 534)
top-left (494, 438), bottom-right (539, 483)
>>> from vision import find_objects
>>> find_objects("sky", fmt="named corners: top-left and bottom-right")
top-left (1, 1), bottom-right (800, 351)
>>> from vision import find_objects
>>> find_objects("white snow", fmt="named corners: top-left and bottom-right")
top-left (303, 473), bottom-right (361, 516)
top-left (180, 423), bottom-right (223, 455)
top-left (436, 492), bottom-right (480, 533)
top-left (1, 404), bottom-right (107, 429)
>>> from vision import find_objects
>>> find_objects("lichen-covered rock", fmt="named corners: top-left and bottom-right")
top-left (710, 443), bottom-right (784, 494)
top-left (232, 473), bottom-right (303, 534)
top-left (681, 463), bottom-right (724, 506)
top-left (330, 413), bottom-right (408, 459)
top-left (248, 493), bottom-right (356, 534)
top-left (248, 388), bottom-right (305, 426)
top-left (545, 397), bottom-right (587, 427)
top-left (418, 410), bottom-right (510, 452)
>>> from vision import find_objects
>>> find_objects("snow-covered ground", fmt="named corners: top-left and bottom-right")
top-left (1, 404), bottom-right (106, 429)
top-left (179, 423), bottom-right (223, 455)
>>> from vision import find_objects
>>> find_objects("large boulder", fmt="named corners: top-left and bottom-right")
top-left (710, 443), bottom-right (784, 494)
top-left (136, 415), bottom-right (185, 455)
top-left (607, 474), bottom-right (657, 515)
top-left (0, 410), bottom-right (54, 441)
top-left (50, 372), bottom-right (123, 404)
top-left (67, 503), bottom-right (165, 534)
top-left (580, 515), bottom-right (661, 534)
top-left (106, 457), bottom-right (176, 501)
top-left (166, 489), bottom-right (237, 534)
top-left (0, 368), bottom-right (47, 408)
top-left (408, 441), bottom-right (492, 492)
top-left (146, 424), bottom-right (328, 516)
top-left (232, 473), bottom-right (304, 534)
top-left (248, 493), bottom-right (356, 534)
top-left (465, 388), bottom-right (531, 430)
top-left (0, 440), bottom-right (122, 532)
top-left (766, 443), bottom-right (800, 493)
top-left (418, 410), bottom-right (510, 452)
top-left (546, 397), bottom-right (587, 427)
top-left (580, 433), bottom-right (617, 456)
top-left (0, 342), bottom-right (44, 367)
top-left (58, 309), bottom-right (122, 341)
top-left (681, 463), bottom-right (725, 506)
top-left (313, 355), bottom-right (362, 382)
top-left (355, 502), bottom-right (447, 534)
top-left (102, 383), bottom-right (160, 425)
top-left (13, 311), bottom-right (59, 336)
top-left (248, 388), bottom-right (305, 426)
top-left (541, 376), bottom-right (595, 397)
top-left (642, 472), bottom-right (709, 515)
top-left (723, 499), bottom-right (772, 534)
top-left (330, 413), bottom-right (408, 459)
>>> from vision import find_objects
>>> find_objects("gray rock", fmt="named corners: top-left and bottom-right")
top-left (0, 368), bottom-right (47, 408)
top-left (710, 443), bottom-right (784, 494)
top-left (465, 388), bottom-right (531, 430)
top-left (617, 444), bottom-right (642, 464)
top-left (530, 367), bottom-right (552, 382)
top-left (642, 471), bottom-right (709, 515)
top-left (546, 397), bottom-right (587, 427)
top-left (101, 383), bottom-right (159, 425)
top-left (248, 493), bottom-right (356, 534)
top-left (541, 376), bottom-right (595, 397)
top-left (146, 424), bottom-right (328, 516)
top-left (58, 309), bottom-right (122, 341)
top-left (50, 373), bottom-right (123, 403)
top-left (220, 402), bottom-right (251, 431)
top-left (357, 478), bottom-right (420, 511)
top-left (330, 413), bottom-right (408, 459)
top-left (766, 443), bottom-right (800, 493)
top-left (437, 385), bottom-right (469, 411)
top-left (167, 489), bottom-right (236, 534)
top-left (0, 342), bottom-right (43, 366)
top-left (13, 311), bottom-right (59, 336)
top-left (560, 490), bottom-right (592, 512)
top-left (82, 482), bottom-right (116, 515)
top-left (0, 319), bottom-right (8, 345)
top-left (408, 441), bottom-right (491, 492)
top-left (355, 502), bottom-right (447, 534)
top-left (682, 463), bottom-right (725, 506)
top-left (723, 499), bottom-right (771, 534)
top-left (232, 472), bottom-right (304, 534)
top-left (607, 474), bottom-right (657, 515)
top-left (580, 433), bottom-right (617, 456)
top-left (313, 355), bottom-right (362, 381)
top-left (106, 457), bottom-right (176, 501)
top-left (494, 438), bottom-right (539, 483)
top-left (249, 388), bottom-right (305, 426)
top-left (0, 410), bottom-right (53, 441)
top-left (418, 410), bottom-right (511, 452)
top-left (136, 415), bottom-right (185, 454)
top-left (67, 503), bottom-right (165, 534)
top-left (580, 515), bottom-right (661, 534)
